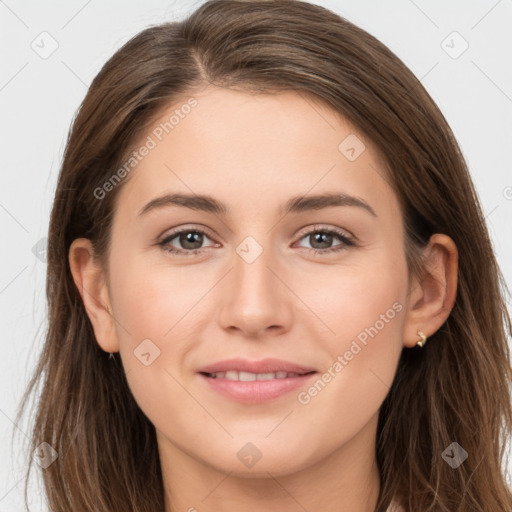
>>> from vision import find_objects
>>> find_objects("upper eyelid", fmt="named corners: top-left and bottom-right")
top-left (159, 225), bottom-right (217, 243)
top-left (160, 224), bottom-right (353, 240)
top-left (295, 223), bottom-right (354, 240)
top-left (159, 224), bottom-right (354, 249)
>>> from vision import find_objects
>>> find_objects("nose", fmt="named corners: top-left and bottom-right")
top-left (217, 243), bottom-right (293, 338)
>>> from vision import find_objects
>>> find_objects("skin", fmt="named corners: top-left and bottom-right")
top-left (69, 85), bottom-right (458, 512)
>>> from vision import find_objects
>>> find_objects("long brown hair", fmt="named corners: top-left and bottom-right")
top-left (18, 1), bottom-right (512, 510)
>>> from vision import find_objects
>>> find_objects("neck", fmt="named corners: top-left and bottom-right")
top-left (159, 412), bottom-right (381, 512)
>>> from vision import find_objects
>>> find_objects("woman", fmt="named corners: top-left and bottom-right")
top-left (19, 0), bottom-right (512, 510)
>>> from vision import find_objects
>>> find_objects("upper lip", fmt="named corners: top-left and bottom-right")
top-left (198, 358), bottom-right (317, 375)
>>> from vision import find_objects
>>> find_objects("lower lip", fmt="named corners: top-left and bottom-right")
top-left (198, 372), bottom-right (317, 404)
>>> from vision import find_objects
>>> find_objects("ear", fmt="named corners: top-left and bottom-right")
top-left (68, 238), bottom-right (119, 354)
top-left (403, 233), bottom-right (458, 348)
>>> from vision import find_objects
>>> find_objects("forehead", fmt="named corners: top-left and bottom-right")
top-left (115, 86), bottom-right (398, 222)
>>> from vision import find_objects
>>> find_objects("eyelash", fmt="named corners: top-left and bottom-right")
top-left (157, 225), bottom-right (356, 257)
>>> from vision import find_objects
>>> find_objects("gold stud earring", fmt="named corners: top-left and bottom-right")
top-left (416, 330), bottom-right (427, 347)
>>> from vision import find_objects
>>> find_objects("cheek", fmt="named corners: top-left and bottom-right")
top-left (109, 250), bottom-right (209, 341)
top-left (298, 249), bottom-right (406, 351)
top-left (108, 250), bottom-right (217, 399)
top-left (107, 255), bottom-right (205, 423)
top-left (295, 249), bottom-right (406, 415)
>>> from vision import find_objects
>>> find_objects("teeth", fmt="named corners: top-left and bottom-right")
top-left (257, 372), bottom-right (276, 380)
top-left (238, 371), bottom-right (256, 382)
top-left (208, 371), bottom-right (305, 380)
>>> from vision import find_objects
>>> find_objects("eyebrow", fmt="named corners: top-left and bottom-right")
top-left (137, 192), bottom-right (377, 218)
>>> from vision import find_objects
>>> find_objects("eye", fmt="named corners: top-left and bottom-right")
top-left (294, 225), bottom-right (355, 254)
top-left (158, 227), bottom-right (218, 255)
top-left (157, 224), bottom-right (355, 257)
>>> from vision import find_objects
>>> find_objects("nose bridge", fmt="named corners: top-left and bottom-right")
top-left (233, 234), bottom-right (279, 304)
top-left (217, 232), bottom-right (292, 335)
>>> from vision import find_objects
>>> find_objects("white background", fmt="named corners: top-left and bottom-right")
top-left (1, 0), bottom-right (511, 509)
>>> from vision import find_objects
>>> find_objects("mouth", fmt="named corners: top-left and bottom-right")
top-left (200, 370), bottom-right (317, 381)
top-left (198, 360), bottom-right (319, 405)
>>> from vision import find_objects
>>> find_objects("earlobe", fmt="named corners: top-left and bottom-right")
top-left (403, 233), bottom-right (458, 348)
top-left (68, 238), bottom-right (119, 354)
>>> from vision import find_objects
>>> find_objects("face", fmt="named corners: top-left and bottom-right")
top-left (100, 86), bottom-right (411, 476)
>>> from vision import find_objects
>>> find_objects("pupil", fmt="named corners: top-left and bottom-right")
top-left (181, 232), bottom-right (203, 249)
top-left (312, 232), bottom-right (332, 249)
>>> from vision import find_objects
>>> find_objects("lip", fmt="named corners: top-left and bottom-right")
top-left (197, 357), bottom-right (318, 404)
top-left (199, 372), bottom-right (317, 404)
top-left (197, 357), bottom-right (317, 375)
